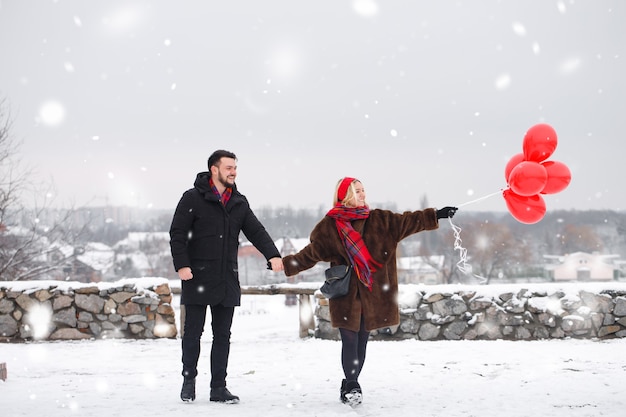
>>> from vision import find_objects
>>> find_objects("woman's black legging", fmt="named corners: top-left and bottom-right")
top-left (339, 315), bottom-right (369, 382)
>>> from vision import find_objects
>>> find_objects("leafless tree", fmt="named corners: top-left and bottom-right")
top-left (0, 99), bottom-right (24, 229)
top-left (0, 98), bottom-right (87, 281)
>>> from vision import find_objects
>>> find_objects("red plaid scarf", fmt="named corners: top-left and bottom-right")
top-left (209, 178), bottom-right (232, 206)
top-left (326, 205), bottom-right (381, 291)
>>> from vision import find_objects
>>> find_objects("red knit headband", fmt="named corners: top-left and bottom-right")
top-left (337, 177), bottom-right (356, 203)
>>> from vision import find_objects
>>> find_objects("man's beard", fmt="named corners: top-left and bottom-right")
top-left (216, 172), bottom-right (234, 188)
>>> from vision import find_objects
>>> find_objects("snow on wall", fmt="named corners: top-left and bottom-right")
top-left (0, 278), bottom-right (177, 341)
top-left (315, 282), bottom-right (626, 341)
top-left (4, 280), bottom-right (626, 342)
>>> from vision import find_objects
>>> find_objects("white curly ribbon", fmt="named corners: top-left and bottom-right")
top-left (448, 217), bottom-right (487, 284)
top-left (448, 189), bottom-right (505, 284)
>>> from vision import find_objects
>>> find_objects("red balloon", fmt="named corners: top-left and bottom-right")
top-left (503, 189), bottom-right (546, 224)
top-left (504, 153), bottom-right (525, 181)
top-left (523, 124), bottom-right (558, 163)
top-left (508, 161), bottom-right (548, 196)
top-left (541, 160), bottom-right (572, 194)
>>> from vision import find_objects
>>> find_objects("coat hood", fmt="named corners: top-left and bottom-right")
top-left (193, 171), bottom-right (238, 196)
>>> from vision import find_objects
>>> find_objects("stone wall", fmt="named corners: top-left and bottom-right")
top-left (315, 283), bottom-right (626, 341)
top-left (0, 278), bottom-right (177, 341)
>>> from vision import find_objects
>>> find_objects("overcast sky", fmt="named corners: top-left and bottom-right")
top-left (0, 0), bottom-right (624, 215)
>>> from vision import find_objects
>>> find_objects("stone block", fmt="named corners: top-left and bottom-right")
top-left (53, 295), bottom-right (73, 310)
top-left (433, 297), bottom-right (467, 316)
top-left (34, 290), bottom-right (53, 302)
top-left (110, 292), bottom-right (135, 303)
top-left (154, 283), bottom-right (171, 295)
top-left (0, 298), bottom-right (15, 314)
top-left (116, 302), bottom-right (141, 316)
top-left (78, 311), bottom-right (94, 322)
top-left (443, 321), bottom-right (467, 340)
top-left (75, 294), bottom-right (105, 314)
top-left (418, 322), bottom-right (440, 340)
top-left (74, 286), bottom-right (100, 294)
top-left (597, 325), bottom-right (621, 337)
top-left (53, 307), bottom-right (77, 327)
top-left (103, 299), bottom-right (117, 314)
top-left (614, 297), bottom-right (626, 316)
top-left (0, 314), bottom-right (19, 337)
top-left (123, 314), bottom-right (147, 323)
top-left (15, 294), bottom-right (36, 310)
top-left (154, 314), bottom-right (177, 338)
top-left (157, 304), bottom-right (175, 315)
top-left (49, 328), bottom-right (92, 340)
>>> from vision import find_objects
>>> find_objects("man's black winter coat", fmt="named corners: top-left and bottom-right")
top-left (169, 172), bottom-right (280, 306)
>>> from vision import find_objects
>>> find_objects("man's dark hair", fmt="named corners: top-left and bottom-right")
top-left (208, 150), bottom-right (237, 170)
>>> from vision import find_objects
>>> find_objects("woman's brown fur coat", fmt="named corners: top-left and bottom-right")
top-left (283, 208), bottom-right (439, 332)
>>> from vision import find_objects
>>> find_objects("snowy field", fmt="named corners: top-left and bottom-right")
top-left (2, 294), bottom-right (626, 417)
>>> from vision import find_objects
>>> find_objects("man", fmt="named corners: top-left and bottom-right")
top-left (169, 149), bottom-right (283, 404)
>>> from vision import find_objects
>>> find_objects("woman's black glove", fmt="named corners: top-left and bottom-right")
top-left (436, 206), bottom-right (458, 219)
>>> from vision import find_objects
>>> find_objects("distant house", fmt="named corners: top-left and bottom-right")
top-left (114, 232), bottom-right (170, 253)
top-left (59, 242), bottom-right (115, 283)
top-left (272, 237), bottom-right (325, 306)
top-left (237, 237), bottom-right (326, 286)
top-left (396, 255), bottom-right (445, 284)
top-left (113, 232), bottom-right (172, 278)
top-left (62, 258), bottom-right (101, 283)
top-left (275, 237), bottom-right (311, 257)
top-left (544, 252), bottom-right (620, 282)
top-left (275, 237), bottom-right (327, 282)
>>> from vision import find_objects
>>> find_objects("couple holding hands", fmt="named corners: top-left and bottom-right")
top-left (169, 149), bottom-right (457, 406)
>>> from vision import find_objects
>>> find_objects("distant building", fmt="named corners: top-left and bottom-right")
top-left (275, 237), bottom-right (311, 256)
top-left (275, 237), bottom-right (328, 282)
top-left (114, 232), bottom-right (170, 253)
top-left (55, 242), bottom-right (115, 283)
top-left (544, 252), bottom-right (620, 282)
top-left (396, 255), bottom-right (445, 284)
top-left (113, 232), bottom-right (173, 278)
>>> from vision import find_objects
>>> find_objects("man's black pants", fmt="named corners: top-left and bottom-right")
top-left (181, 304), bottom-right (235, 388)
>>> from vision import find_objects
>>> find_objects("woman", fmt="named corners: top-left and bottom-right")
top-left (282, 177), bottom-right (457, 407)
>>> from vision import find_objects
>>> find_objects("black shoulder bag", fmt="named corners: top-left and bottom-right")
top-left (320, 265), bottom-right (353, 299)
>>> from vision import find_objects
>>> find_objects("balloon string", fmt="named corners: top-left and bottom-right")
top-left (448, 217), bottom-right (488, 284)
top-left (456, 187), bottom-right (508, 208)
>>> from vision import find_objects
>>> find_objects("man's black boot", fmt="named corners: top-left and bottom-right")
top-left (210, 386), bottom-right (240, 404)
top-left (180, 377), bottom-right (196, 402)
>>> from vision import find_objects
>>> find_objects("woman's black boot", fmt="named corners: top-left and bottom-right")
top-left (340, 380), bottom-right (362, 407)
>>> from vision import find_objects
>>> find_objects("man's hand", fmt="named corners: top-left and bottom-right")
top-left (268, 257), bottom-right (284, 272)
top-left (178, 267), bottom-right (193, 281)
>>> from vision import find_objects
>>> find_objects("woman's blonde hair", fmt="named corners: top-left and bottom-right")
top-left (333, 178), bottom-right (361, 207)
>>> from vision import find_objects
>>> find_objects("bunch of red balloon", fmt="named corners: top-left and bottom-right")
top-left (503, 123), bottom-right (571, 224)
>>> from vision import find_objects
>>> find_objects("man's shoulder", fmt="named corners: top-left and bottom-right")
top-left (178, 187), bottom-right (213, 207)
top-left (180, 187), bottom-right (201, 199)
top-left (231, 189), bottom-right (249, 204)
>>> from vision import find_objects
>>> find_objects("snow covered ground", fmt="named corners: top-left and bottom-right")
top-left (3, 294), bottom-right (626, 417)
